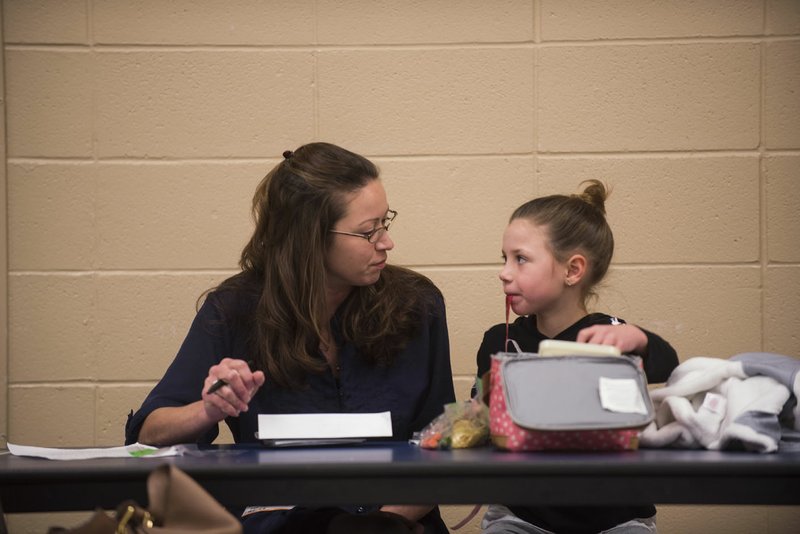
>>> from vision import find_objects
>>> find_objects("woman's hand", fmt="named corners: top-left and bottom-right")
top-left (202, 358), bottom-right (265, 422)
top-left (576, 324), bottom-right (648, 355)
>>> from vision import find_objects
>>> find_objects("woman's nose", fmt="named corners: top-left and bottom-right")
top-left (375, 231), bottom-right (394, 251)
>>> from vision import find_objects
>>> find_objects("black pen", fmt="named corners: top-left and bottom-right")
top-left (205, 360), bottom-right (255, 395)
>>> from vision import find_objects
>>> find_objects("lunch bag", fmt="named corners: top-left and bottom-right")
top-left (489, 352), bottom-right (655, 451)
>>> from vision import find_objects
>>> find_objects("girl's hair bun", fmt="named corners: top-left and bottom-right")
top-left (577, 179), bottom-right (609, 215)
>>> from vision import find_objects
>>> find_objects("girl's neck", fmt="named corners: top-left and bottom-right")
top-left (535, 306), bottom-right (587, 339)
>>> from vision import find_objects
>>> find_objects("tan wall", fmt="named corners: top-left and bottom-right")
top-left (3, 0), bottom-right (799, 532)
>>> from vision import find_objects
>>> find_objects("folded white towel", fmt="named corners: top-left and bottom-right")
top-left (641, 352), bottom-right (800, 453)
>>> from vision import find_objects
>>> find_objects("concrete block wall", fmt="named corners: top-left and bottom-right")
top-left (2, 1), bottom-right (799, 532)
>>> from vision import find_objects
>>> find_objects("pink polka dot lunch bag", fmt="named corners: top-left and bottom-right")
top-left (489, 352), bottom-right (655, 451)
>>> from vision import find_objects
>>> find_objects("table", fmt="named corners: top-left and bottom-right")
top-left (2, 443), bottom-right (799, 523)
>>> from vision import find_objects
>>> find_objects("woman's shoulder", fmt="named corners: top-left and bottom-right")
top-left (201, 272), bottom-right (262, 316)
top-left (383, 265), bottom-right (440, 292)
top-left (381, 265), bottom-right (444, 308)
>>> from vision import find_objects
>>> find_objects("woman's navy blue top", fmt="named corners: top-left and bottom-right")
top-left (126, 287), bottom-right (455, 446)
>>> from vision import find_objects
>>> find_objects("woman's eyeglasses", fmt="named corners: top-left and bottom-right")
top-left (329, 209), bottom-right (397, 244)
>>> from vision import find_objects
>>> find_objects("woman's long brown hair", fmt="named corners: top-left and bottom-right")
top-left (210, 142), bottom-right (438, 388)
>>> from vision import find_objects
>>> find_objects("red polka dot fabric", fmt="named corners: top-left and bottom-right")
top-left (489, 357), bottom-right (640, 451)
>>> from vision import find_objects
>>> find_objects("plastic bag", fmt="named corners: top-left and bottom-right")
top-left (418, 398), bottom-right (489, 449)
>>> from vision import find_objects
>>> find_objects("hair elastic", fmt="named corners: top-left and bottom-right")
top-left (282, 150), bottom-right (293, 159)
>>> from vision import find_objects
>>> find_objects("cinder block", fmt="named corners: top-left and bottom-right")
top-left (94, 273), bottom-right (230, 381)
top-left (767, 0), bottom-right (800, 35)
top-left (759, 506), bottom-right (800, 533)
top-left (9, 274), bottom-right (97, 382)
top-left (93, 0), bottom-right (314, 45)
top-left (318, 48), bottom-right (534, 155)
top-left (766, 155), bottom-right (800, 262)
top-left (8, 163), bottom-right (96, 271)
top-left (8, 162), bottom-right (264, 271)
top-left (379, 156), bottom-right (535, 266)
top-left (3, 0), bottom-right (88, 44)
top-left (9, 385), bottom-right (95, 446)
top-left (765, 265), bottom-right (800, 357)
top-left (440, 505), bottom-right (482, 533)
top-left (453, 377), bottom-right (477, 402)
top-left (765, 41), bottom-right (800, 149)
top-left (7, 512), bottom-right (91, 534)
top-left (540, 0), bottom-right (762, 40)
top-left (597, 266), bottom-right (762, 360)
top-left (657, 505), bottom-right (766, 533)
top-left (417, 267), bottom-right (507, 376)
top-left (318, 0), bottom-right (533, 44)
top-left (216, 424), bottom-right (236, 444)
top-left (538, 156), bottom-right (760, 263)
top-left (96, 385), bottom-right (155, 446)
top-left (94, 51), bottom-right (314, 157)
top-left (538, 43), bottom-right (760, 152)
top-left (5, 50), bottom-right (93, 157)
top-left (94, 162), bottom-right (262, 269)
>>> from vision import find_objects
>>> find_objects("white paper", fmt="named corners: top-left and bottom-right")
top-left (598, 377), bottom-right (649, 415)
top-left (261, 438), bottom-right (367, 448)
top-left (7, 442), bottom-right (186, 460)
top-left (256, 411), bottom-right (392, 440)
top-left (539, 339), bottom-right (621, 357)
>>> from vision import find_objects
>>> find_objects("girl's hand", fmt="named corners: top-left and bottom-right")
top-left (576, 324), bottom-right (648, 355)
top-left (202, 358), bottom-right (265, 422)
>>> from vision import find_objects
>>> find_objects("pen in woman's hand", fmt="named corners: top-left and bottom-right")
top-left (205, 378), bottom-right (227, 395)
top-left (205, 360), bottom-right (255, 395)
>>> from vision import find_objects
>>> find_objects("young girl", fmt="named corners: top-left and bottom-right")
top-left (476, 180), bottom-right (678, 534)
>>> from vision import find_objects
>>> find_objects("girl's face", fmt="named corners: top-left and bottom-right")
top-left (325, 179), bottom-right (395, 294)
top-left (499, 218), bottom-right (569, 317)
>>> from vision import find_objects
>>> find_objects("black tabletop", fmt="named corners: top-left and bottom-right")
top-left (2, 442), bottom-right (799, 514)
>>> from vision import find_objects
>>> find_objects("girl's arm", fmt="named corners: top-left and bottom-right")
top-left (637, 328), bottom-right (679, 383)
top-left (577, 323), bottom-right (679, 383)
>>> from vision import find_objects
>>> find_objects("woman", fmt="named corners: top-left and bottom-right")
top-left (126, 142), bottom-right (455, 533)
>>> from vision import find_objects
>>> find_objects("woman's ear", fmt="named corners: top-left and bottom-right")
top-left (565, 254), bottom-right (587, 286)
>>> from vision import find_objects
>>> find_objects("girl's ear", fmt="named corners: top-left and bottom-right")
top-left (565, 254), bottom-right (587, 286)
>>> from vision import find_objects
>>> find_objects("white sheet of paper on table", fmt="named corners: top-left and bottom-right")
top-left (256, 411), bottom-right (393, 440)
top-left (6, 442), bottom-right (186, 460)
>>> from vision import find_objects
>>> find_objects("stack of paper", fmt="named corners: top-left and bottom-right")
top-left (256, 411), bottom-right (393, 447)
top-left (538, 339), bottom-right (622, 357)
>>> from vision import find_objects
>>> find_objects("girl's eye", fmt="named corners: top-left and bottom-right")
top-left (501, 254), bottom-right (527, 264)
